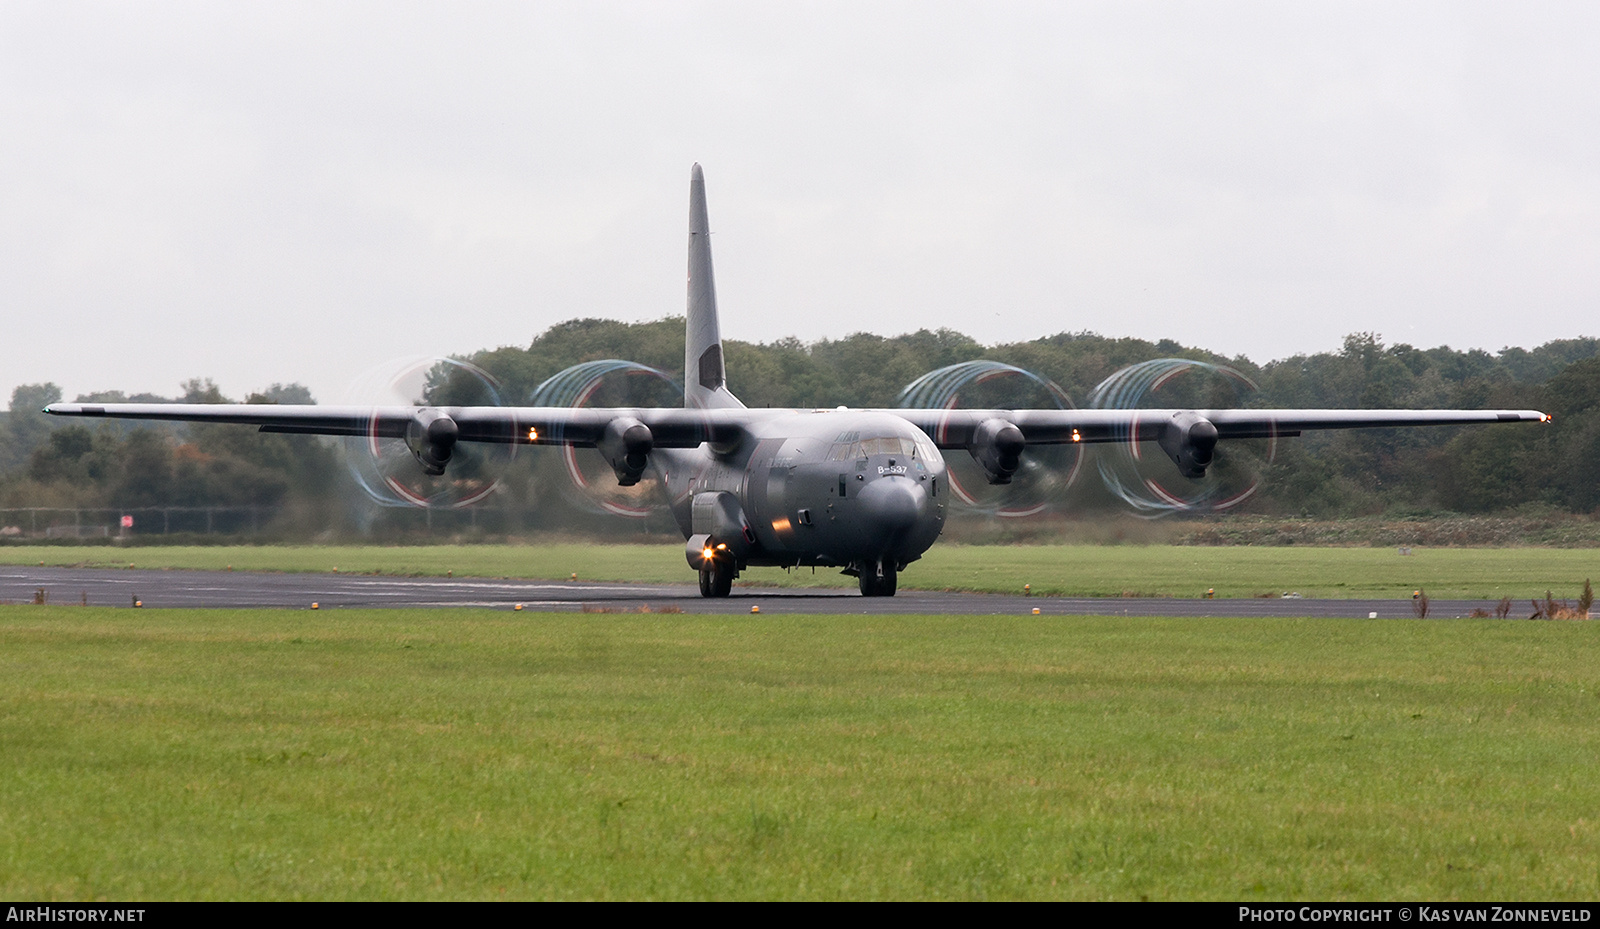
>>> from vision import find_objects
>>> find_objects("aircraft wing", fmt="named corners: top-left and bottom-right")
top-left (43, 401), bottom-right (769, 482)
top-left (46, 401), bottom-right (1548, 447)
top-left (42, 403), bottom-right (751, 447)
top-left (45, 400), bottom-right (1548, 486)
top-left (889, 407), bottom-right (1550, 446)
top-left (888, 405), bottom-right (1548, 481)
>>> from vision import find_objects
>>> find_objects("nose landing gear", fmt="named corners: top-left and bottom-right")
top-left (857, 558), bottom-right (898, 597)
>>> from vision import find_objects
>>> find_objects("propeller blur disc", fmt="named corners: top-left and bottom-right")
top-left (898, 361), bottom-right (1082, 518)
top-left (1089, 358), bottom-right (1276, 515)
top-left (341, 357), bottom-right (514, 509)
top-left (529, 359), bottom-right (681, 518)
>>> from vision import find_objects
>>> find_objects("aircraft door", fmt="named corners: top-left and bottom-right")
top-left (767, 465), bottom-right (789, 511)
top-left (756, 464), bottom-right (797, 551)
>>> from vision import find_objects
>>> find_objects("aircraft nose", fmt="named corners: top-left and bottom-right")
top-left (857, 475), bottom-right (926, 536)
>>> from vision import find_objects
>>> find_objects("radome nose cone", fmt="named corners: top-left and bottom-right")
top-left (859, 476), bottom-right (925, 535)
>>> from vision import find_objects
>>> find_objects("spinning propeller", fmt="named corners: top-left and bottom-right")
top-left (1089, 358), bottom-right (1275, 514)
top-left (897, 361), bottom-right (1084, 518)
top-left (341, 357), bottom-right (515, 509)
top-left (528, 359), bottom-right (681, 519)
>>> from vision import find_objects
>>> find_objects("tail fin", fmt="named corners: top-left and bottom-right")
top-left (685, 164), bottom-right (744, 410)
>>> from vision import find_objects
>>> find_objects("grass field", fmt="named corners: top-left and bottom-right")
top-left (2, 605), bottom-right (1599, 900)
top-left (3, 543), bottom-right (1597, 601)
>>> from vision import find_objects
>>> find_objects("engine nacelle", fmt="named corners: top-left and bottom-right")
top-left (686, 491), bottom-right (754, 568)
top-left (405, 410), bottom-right (458, 476)
top-left (967, 418), bottom-right (1026, 485)
top-left (598, 417), bottom-right (654, 486)
top-left (1158, 412), bottom-right (1219, 479)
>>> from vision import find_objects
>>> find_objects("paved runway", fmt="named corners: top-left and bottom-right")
top-left (0, 565), bottom-right (1518, 618)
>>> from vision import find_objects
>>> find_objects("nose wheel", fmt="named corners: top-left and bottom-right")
top-left (699, 555), bottom-right (735, 598)
top-left (857, 559), bottom-right (898, 597)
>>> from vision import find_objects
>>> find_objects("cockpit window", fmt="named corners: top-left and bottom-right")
top-left (828, 436), bottom-right (922, 460)
top-left (860, 437), bottom-right (910, 457)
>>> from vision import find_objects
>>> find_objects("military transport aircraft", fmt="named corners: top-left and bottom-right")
top-left (46, 165), bottom-right (1549, 597)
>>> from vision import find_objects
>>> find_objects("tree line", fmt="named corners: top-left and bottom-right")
top-left (2, 321), bottom-right (1597, 539)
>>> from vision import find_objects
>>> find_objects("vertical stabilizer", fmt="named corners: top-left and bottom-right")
top-left (685, 164), bottom-right (744, 410)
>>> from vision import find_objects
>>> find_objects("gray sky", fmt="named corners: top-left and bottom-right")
top-left (3, 1), bottom-right (1597, 405)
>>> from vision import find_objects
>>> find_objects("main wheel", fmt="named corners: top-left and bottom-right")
top-left (710, 557), bottom-right (735, 597)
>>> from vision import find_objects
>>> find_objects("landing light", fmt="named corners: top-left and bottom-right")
top-left (527, 427), bottom-right (539, 441)
top-left (1071, 429), bottom-right (1081, 442)
top-left (702, 547), bottom-right (714, 560)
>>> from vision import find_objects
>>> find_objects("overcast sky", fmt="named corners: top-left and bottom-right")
top-left (3, 1), bottom-right (1597, 405)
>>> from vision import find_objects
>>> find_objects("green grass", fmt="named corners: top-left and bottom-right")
top-left (2, 606), bottom-right (1599, 900)
top-left (2, 543), bottom-right (1597, 600)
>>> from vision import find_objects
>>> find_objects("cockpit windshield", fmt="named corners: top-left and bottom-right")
top-left (826, 435), bottom-right (941, 462)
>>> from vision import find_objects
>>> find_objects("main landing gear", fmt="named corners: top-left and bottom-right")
top-left (857, 558), bottom-right (898, 597)
top-left (698, 554), bottom-right (735, 598)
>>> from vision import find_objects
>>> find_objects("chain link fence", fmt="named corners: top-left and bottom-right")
top-left (0, 507), bottom-right (273, 539)
top-left (0, 505), bottom-right (596, 540)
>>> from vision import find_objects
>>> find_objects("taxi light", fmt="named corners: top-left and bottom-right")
top-left (1071, 429), bottom-right (1081, 443)
top-left (716, 543), bottom-right (728, 550)
top-left (527, 427), bottom-right (539, 442)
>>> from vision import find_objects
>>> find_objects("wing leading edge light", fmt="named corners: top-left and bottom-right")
top-left (46, 164), bottom-right (1549, 596)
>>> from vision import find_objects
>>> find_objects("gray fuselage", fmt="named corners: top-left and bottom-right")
top-left (653, 410), bottom-right (948, 570)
